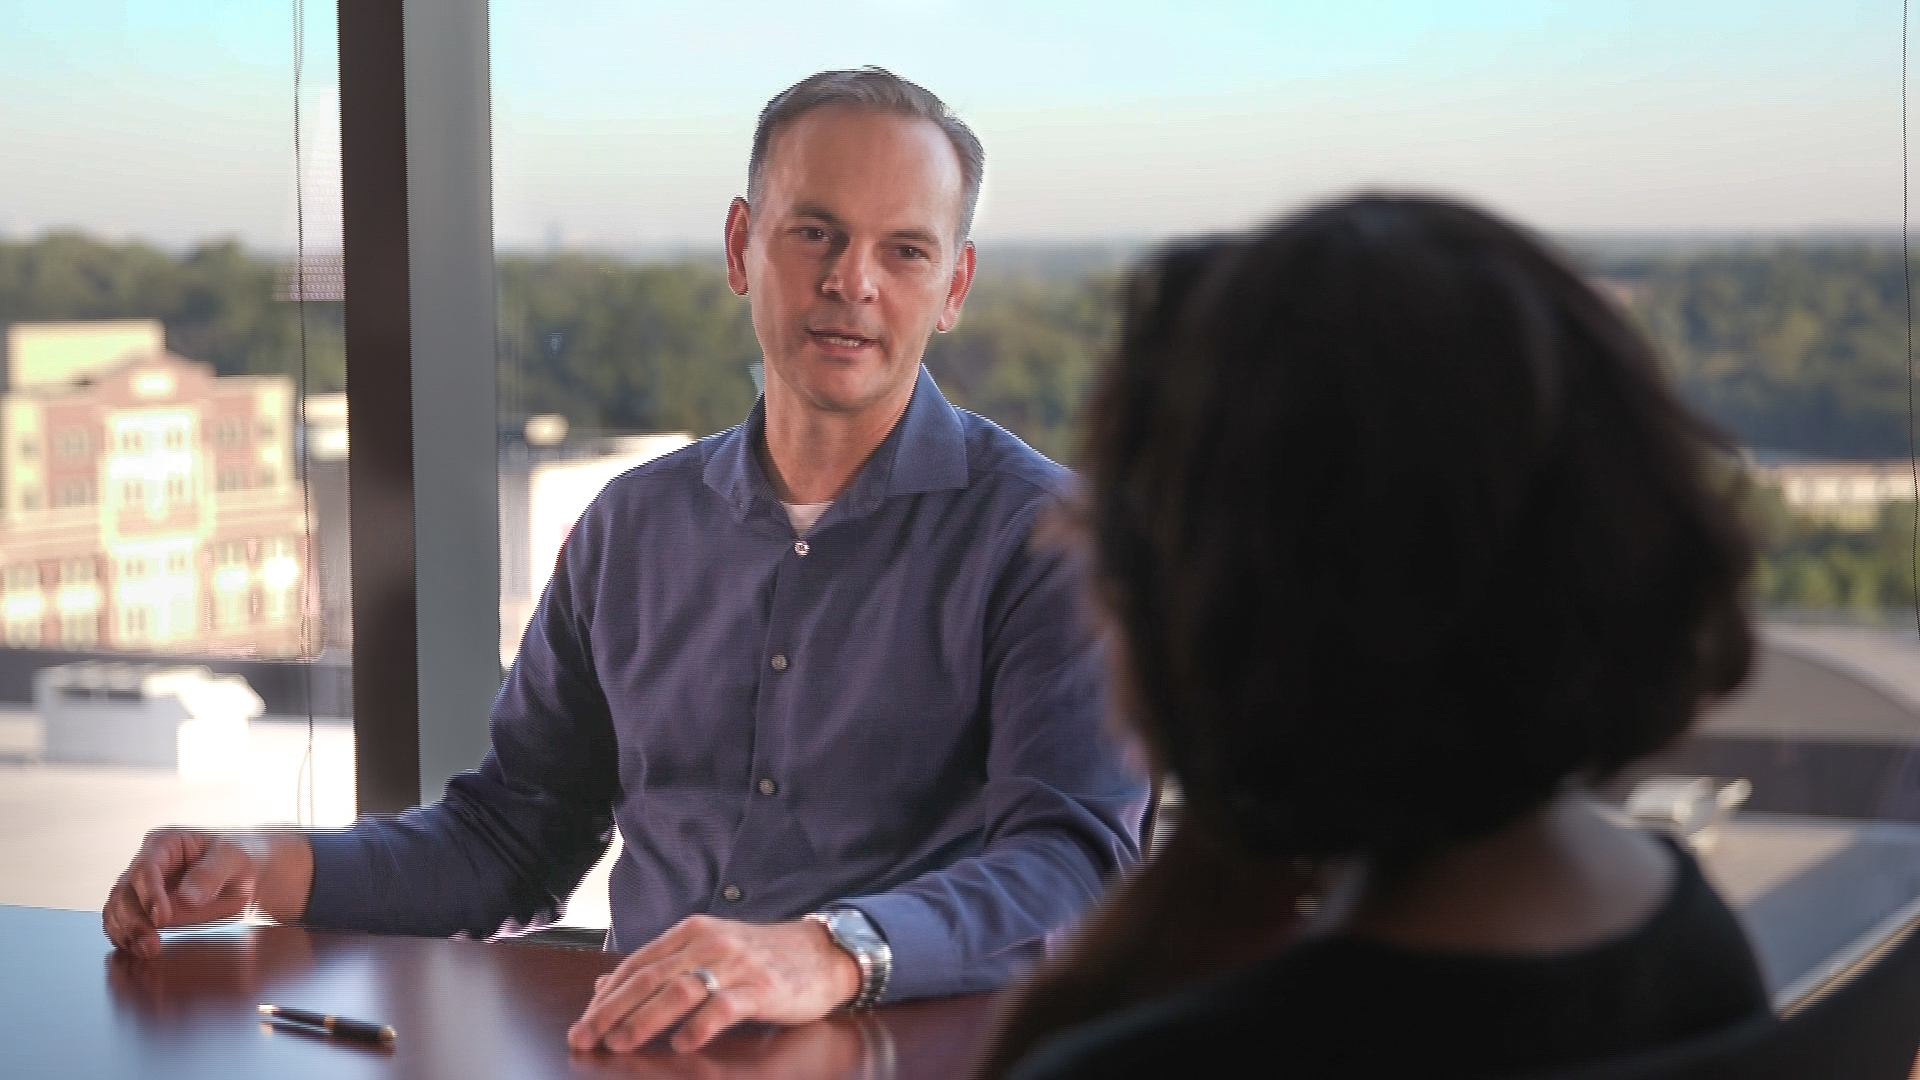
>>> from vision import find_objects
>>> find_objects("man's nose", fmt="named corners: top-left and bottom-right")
top-left (821, 246), bottom-right (878, 303)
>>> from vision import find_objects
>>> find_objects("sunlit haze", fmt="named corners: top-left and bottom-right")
top-left (0, 0), bottom-right (1900, 248)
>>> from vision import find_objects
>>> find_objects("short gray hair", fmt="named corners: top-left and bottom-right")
top-left (748, 67), bottom-right (985, 243)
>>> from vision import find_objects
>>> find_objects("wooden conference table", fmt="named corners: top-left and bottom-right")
top-left (0, 905), bottom-right (1000, 1080)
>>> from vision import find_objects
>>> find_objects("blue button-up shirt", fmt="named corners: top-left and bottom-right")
top-left (305, 369), bottom-right (1147, 1001)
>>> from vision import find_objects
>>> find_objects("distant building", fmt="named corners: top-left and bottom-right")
top-left (300, 393), bottom-right (350, 654)
top-left (6, 321), bottom-right (170, 390)
top-left (305, 401), bottom-right (691, 666)
top-left (498, 432), bottom-right (690, 665)
top-left (1747, 455), bottom-right (1917, 527)
top-left (0, 322), bottom-right (311, 657)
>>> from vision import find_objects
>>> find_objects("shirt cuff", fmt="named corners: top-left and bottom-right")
top-left (835, 892), bottom-right (961, 1004)
top-left (301, 830), bottom-right (383, 931)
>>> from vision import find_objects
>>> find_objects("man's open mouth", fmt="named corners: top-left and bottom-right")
top-left (810, 329), bottom-right (876, 349)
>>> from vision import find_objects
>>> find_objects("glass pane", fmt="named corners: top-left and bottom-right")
top-left (489, 0), bottom-right (1916, 988)
top-left (0, 0), bottom-right (352, 912)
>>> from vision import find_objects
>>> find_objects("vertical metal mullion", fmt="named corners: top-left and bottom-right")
top-left (402, 0), bottom-right (500, 807)
top-left (338, 0), bottom-right (421, 815)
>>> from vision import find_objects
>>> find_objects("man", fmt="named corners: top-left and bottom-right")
top-left (101, 68), bottom-right (1145, 1054)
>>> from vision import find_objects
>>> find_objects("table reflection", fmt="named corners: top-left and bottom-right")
top-left (106, 928), bottom-right (316, 1023)
top-left (89, 919), bottom-right (994, 1079)
top-left (570, 1014), bottom-right (896, 1080)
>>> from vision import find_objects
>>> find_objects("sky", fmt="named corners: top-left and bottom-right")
top-left (0, 0), bottom-right (1904, 249)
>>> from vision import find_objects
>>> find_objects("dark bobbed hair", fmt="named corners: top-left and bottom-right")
top-left (1087, 194), bottom-right (1755, 868)
top-left (748, 67), bottom-right (985, 241)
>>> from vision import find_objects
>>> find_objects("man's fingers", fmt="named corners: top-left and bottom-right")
top-left (609, 915), bottom-right (706, 977)
top-left (130, 855), bottom-right (172, 928)
top-left (130, 830), bottom-right (208, 927)
top-left (125, 844), bottom-right (158, 919)
top-left (568, 917), bottom-right (765, 1053)
top-left (104, 875), bottom-right (160, 958)
top-left (670, 988), bottom-right (747, 1052)
top-left (566, 917), bottom-right (853, 1055)
top-left (570, 953), bottom-right (679, 1050)
top-left (174, 840), bottom-right (251, 909)
top-left (102, 879), bottom-right (132, 943)
top-left (110, 829), bottom-right (239, 953)
top-left (604, 969), bottom-right (714, 1053)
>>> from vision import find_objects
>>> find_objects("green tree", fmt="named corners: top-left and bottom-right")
top-left (496, 257), bottom-right (758, 437)
top-left (923, 272), bottom-right (1119, 463)
top-left (1747, 483), bottom-right (1918, 613)
top-left (0, 234), bottom-right (344, 392)
top-left (1608, 244), bottom-right (1913, 458)
top-left (494, 256), bottom-right (1120, 460)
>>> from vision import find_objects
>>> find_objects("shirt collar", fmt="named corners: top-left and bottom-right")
top-left (703, 365), bottom-right (970, 525)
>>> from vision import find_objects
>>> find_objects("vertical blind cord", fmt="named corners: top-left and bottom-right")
top-left (292, 0), bottom-right (317, 828)
top-left (1906, 0), bottom-right (1916, 640)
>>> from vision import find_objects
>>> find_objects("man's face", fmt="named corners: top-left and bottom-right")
top-left (727, 108), bottom-right (974, 418)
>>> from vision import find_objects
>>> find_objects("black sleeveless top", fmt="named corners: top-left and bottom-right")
top-left (1010, 839), bottom-right (1769, 1080)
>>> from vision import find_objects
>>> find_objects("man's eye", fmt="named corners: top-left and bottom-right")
top-left (799, 227), bottom-right (829, 242)
top-left (898, 246), bottom-right (928, 260)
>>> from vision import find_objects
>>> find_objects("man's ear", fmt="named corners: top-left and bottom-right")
top-left (936, 240), bottom-right (977, 333)
top-left (725, 197), bottom-right (752, 297)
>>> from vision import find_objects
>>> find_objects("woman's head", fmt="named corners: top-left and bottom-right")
top-left (1085, 195), bottom-right (1754, 867)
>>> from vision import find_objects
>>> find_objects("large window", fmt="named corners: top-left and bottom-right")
top-left (0, 1), bottom-right (353, 912)
top-left (488, 0), bottom-right (1920, 995)
top-left (16, 0), bottom-right (1900, 989)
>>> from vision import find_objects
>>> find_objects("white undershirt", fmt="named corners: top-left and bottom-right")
top-left (781, 500), bottom-right (831, 536)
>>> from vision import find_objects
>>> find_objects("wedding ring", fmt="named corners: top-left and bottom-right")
top-left (689, 967), bottom-right (721, 997)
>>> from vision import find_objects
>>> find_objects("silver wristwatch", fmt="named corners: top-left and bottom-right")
top-left (805, 908), bottom-right (892, 1010)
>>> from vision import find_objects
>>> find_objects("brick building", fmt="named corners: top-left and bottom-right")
top-left (1746, 454), bottom-right (1919, 528)
top-left (0, 322), bottom-right (311, 657)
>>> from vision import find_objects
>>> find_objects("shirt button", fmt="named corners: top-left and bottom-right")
top-left (794, 539), bottom-right (810, 557)
top-left (770, 653), bottom-right (788, 672)
top-left (722, 884), bottom-right (742, 902)
top-left (758, 778), bottom-right (778, 796)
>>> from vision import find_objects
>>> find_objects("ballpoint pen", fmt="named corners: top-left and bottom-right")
top-left (257, 1003), bottom-right (397, 1048)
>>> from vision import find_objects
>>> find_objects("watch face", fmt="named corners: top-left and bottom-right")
top-left (828, 910), bottom-right (885, 955)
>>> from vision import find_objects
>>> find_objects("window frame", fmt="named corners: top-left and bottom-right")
top-left (338, 0), bottom-right (500, 813)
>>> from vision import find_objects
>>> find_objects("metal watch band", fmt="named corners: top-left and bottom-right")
top-left (805, 909), bottom-right (892, 1010)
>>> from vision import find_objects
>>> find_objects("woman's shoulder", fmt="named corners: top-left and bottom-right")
top-left (1005, 966), bottom-right (1282, 1080)
top-left (1558, 834), bottom-right (1767, 1009)
top-left (1638, 835), bottom-right (1762, 959)
top-left (1007, 838), bottom-right (1769, 1080)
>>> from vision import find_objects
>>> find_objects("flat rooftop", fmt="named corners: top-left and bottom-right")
top-left (1694, 815), bottom-right (1920, 1004)
top-left (0, 709), bottom-right (619, 928)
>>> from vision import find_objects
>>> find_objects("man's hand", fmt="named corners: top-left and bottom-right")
top-left (101, 829), bottom-right (313, 959)
top-left (583, 1016), bottom-right (873, 1079)
top-left (567, 915), bottom-right (863, 1053)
